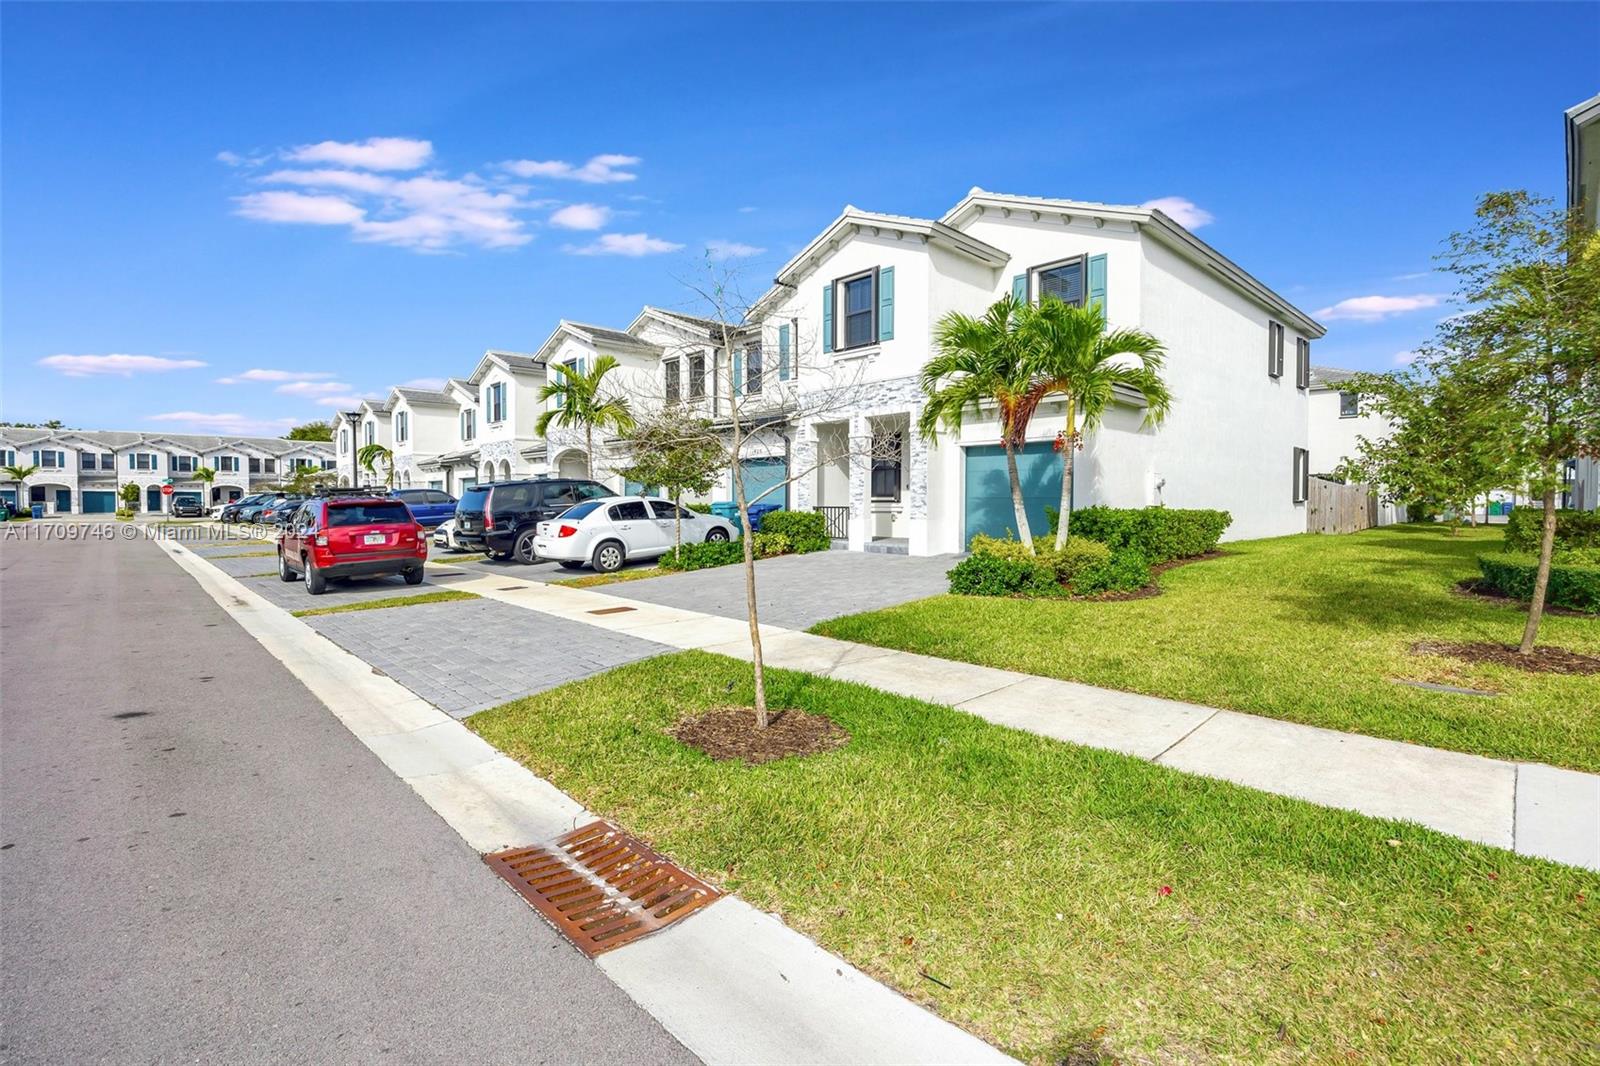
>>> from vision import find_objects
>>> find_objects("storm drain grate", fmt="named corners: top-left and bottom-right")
top-left (485, 821), bottom-right (721, 956)
top-left (588, 605), bottom-right (636, 615)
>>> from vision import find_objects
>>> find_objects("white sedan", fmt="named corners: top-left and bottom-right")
top-left (534, 496), bottom-right (736, 572)
top-left (431, 517), bottom-right (471, 552)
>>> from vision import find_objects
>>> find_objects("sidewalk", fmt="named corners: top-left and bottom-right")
top-left (449, 572), bottom-right (1600, 872)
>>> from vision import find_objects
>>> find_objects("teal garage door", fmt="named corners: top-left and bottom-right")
top-left (82, 490), bottom-right (117, 513)
top-left (738, 457), bottom-right (789, 509)
top-left (963, 443), bottom-right (1063, 544)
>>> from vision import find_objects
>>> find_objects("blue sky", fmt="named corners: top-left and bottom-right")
top-left (3, 2), bottom-right (1595, 437)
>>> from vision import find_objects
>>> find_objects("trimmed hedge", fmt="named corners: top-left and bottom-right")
top-left (1477, 553), bottom-right (1600, 614)
top-left (1504, 508), bottom-right (1600, 554)
top-left (953, 534), bottom-right (1148, 598)
top-left (659, 539), bottom-right (745, 571)
top-left (758, 510), bottom-right (831, 553)
top-left (1049, 506), bottom-right (1232, 564)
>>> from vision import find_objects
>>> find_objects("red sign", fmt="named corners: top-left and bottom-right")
top-left (161, 484), bottom-right (174, 496)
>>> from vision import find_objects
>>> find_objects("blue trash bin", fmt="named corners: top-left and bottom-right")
top-left (31, 504), bottom-right (45, 520)
top-left (747, 503), bottom-right (782, 531)
top-left (709, 501), bottom-right (740, 523)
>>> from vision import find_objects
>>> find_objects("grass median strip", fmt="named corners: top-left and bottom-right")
top-left (813, 524), bottom-right (1600, 772)
top-left (290, 589), bottom-right (478, 618)
top-left (471, 651), bottom-right (1599, 1065)
top-left (554, 566), bottom-right (666, 589)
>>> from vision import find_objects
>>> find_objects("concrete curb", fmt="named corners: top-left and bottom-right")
top-left (155, 538), bottom-right (1015, 1065)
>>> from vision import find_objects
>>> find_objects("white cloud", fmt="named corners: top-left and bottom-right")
top-left (284, 136), bottom-right (433, 171)
top-left (216, 150), bottom-right (244, 166)
top-left (401, 377), bottom-right (448, 390)
top-left (564, 232), bottom-right (684, 257)
top-left (316, 394), bottom-right (367, 410)
top-left (706, 239), bottom-right (766, 260)
top-left (1391, 271), bottom-right (1434, 282)
top-left (217, 368), bottom-right (337, 384)
top-left (1314, 294), bottom-right (1443, 322)
top-left (1141, 196), bottom-right (1215, 229)
top-left (501, 153), bottom-right (640, 184)
top-left (38, 353), bottom-right (207, 378)
top-left (147, 411), bottom-right (296, 435)
top-left (275, 380), bottom-right (354, 397)
top-left (737, 206), bottom-right (758, 214)
top-left (1393, 350), bottom-right (1422, 366)
top-left (236, 166), bottom-right (533, 251)
top-left (548, 203), bottom-right (611, 230)
top-left (236, 190), bottom-right (365, 226)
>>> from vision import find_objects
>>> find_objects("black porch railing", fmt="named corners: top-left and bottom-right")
top-left (815, 505), bottom-right (849, 539)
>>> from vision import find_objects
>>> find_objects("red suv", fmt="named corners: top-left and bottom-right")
top-left (277, 491), bottom-right (427, 595)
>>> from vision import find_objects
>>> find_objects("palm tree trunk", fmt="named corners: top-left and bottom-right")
top-left (586, 425), bottom-right (594, 480)
top-left (1004, 440), bottom-right (1034, 550)
top-left (1518, 487), bottom-right (1558, 654)
top-left (1054, 400), bottom-right (1075, 550)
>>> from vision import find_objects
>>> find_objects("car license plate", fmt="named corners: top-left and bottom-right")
top-left (364, 533), bottom-right (386, 545)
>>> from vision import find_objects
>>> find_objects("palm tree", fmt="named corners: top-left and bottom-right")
top-left (1017, 300), bottom-right (1172, 547)
top-left (357, 444), bottom-right (395, 488)
top-left (194, 466), bottom-right (216, 509)
top-left (919, 296), bottom-right (1042, 550)
top-left (536, 356), bottom-right (635, 479)
top-left (3, 463), bottom-right (38, 517)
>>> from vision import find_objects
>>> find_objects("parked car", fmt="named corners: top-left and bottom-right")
top-left (170, 498), bottom-right (206, 518)
top-left (219, 493), bottom-right (271, 523)
top-left (392, 488), bottom-right (458, 528)
top-left (454, 478), bottom-right (614, 563)
top-left (277, 490), bottom-right (427, 595)
top-left (534, 496), bottom-right (735, 573)
top-left (431, 517), bottom-right (471, 552)
top-left (258, 495), bottom-right (308, 527)
top-left (234, 495), bottom-right (286, 524)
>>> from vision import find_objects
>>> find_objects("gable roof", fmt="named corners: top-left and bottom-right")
top-left (466, 349), bottom-right (544, 385)
top-left (531, 320), bottom-right (662, 365)
top-left (764, 205), bottom-right (1009, 299)
top-left (389, 386), bottom-right (454, 407)
top-left (358, 398), bottom-right (393, 417)
top-left (1309, 365), bottom-right (1362, 390)
top-left (942, 188), bottom-right (1325, 337)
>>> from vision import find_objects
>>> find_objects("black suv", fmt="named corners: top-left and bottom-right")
top-left (455, 478), bottom-right (613, 563)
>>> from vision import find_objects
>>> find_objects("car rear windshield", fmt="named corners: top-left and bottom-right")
top-left (458, 487), bottom-right (490, 513)
top-left (327, 501), bottom-right (413, 527)
top-left (557, 501), bottom-right (604, 521)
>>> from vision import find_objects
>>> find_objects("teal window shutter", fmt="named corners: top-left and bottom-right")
top-left (778, 324), bottom-right (791, 380)
top-left (732, 349), bottom-right (743, 396)
top-left (821, 284), bottom-right (834, 353)
top-left (33, 451), bottom-right (40, 466)
top-left (877, 266), bottom-right (895, 341)
top-left (1087, 254), bottom-right (1108, 316)
top-left (1012, 274), bottom-right (1027, 302)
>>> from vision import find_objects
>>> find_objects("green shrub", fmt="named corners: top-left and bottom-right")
top-left (1052, 538), bottom-right (1114, 584)
top-left (1050, 506), bottom-right (1232, 563)
top-left (659, 539), bottom-right (746, 572)
top-left (1476, 553), bottom-right (1600, 613)
top-left (1072, 550), bottom-right (1154, 596)
top-left (947, 552), bottom-right (1063, 598)
top-left (751, 531), bottom-right (791, 559)
top-left (758, 510), bottom-right (830, 553)
top-left (1504, 508), bottom-right (1600, 553)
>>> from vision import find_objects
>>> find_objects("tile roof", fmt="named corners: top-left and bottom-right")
top-left (391, 387), bottom-right (454, 405)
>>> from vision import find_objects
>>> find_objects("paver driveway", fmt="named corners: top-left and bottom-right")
top-left (595, 549), bottom-right (958, 629)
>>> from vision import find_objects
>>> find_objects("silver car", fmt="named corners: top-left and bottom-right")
top-left (533, 496), bottom-right (735, 572)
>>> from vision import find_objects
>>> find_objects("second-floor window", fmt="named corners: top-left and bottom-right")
top-left (665, 361), bottom-right (681, 403)
top-left (1032, 255), bottom-right (1086, 305)
top-left (1267, 321), bottom-right (1286, 378)
top-left (1296, 337), bottom-right (1312, 390)
top-left (217, 455), bottom-right (239, 472)
top-left (322, 459), bottom-right (337, 471)
top-left (1339, 391), bottom-right (1359, 418)
top-left (81, 453), bottom-right (97, 471)
top-left (841, 271), bottom-right (875, 349)
top-left (38, 450), bottom-right (63, 470)
top-left (461, 409), bottom-right (476, 441)
top-left (131, 453), bottom-right (154, 471)
top-left (488, 382), bottom-right (506, 422)
top-left (364, 422), bottom-right (375, 446)
top-left (689, 353), bottom-right (706, 398)
top-left (263, 458), bottom-right (277, 474)
top-left (746, 343), bottom-right (763, 395)
top-left (338, 429), bottom-right (349, 453)
top-left (396, 411), bottom-right (409, 443)
top-left (173, 455), bottom-right (195, 473)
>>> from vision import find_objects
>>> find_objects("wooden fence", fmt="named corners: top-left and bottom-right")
top-left (1306, 477), bottom-right (1408, 534)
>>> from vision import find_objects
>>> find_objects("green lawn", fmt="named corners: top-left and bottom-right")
top-left (470, 652), bottom-right (1600, 1064)
top-left (812, 525), bottom-right (1600, 772)
top-left (554, 565), bottom-right (667, 589)
top-left (290, 588), bottom-right (477, 617)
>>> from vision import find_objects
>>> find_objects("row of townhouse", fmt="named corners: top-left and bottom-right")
top-left (339, 187), bottom-right (1395, 556)
top-left (0, 429), bottom-right (336, 515)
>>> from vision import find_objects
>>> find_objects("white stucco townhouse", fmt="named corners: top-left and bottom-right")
top-left (386, 386), bottom-right (458, 489)
top-left (1307, 366), bottom-right (1396, 478)
top-left (352, 399), bottom-right (394, 488)
top-left (465, 350), bottom-right (547, 484)
top-left (0, 429), bottom-right (334, 514)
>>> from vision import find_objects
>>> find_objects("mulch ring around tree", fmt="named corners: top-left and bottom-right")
top-left (671, 706), bottom-right (849, 764)
top-left (1411, 639), bottom-right (1600, 676)
top-left (1452, 579), bottom-right (1589, 618)
top-left (1076, 550), bottom-right (1229, 602)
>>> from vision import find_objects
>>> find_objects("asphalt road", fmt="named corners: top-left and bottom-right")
top-left (0, 527), bottom-right (696, 1065)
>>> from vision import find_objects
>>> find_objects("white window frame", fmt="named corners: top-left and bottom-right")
top-left (833, 269), bottom-right (878, 352)
top-left (1028, 254), bottom-right (1088, 306)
